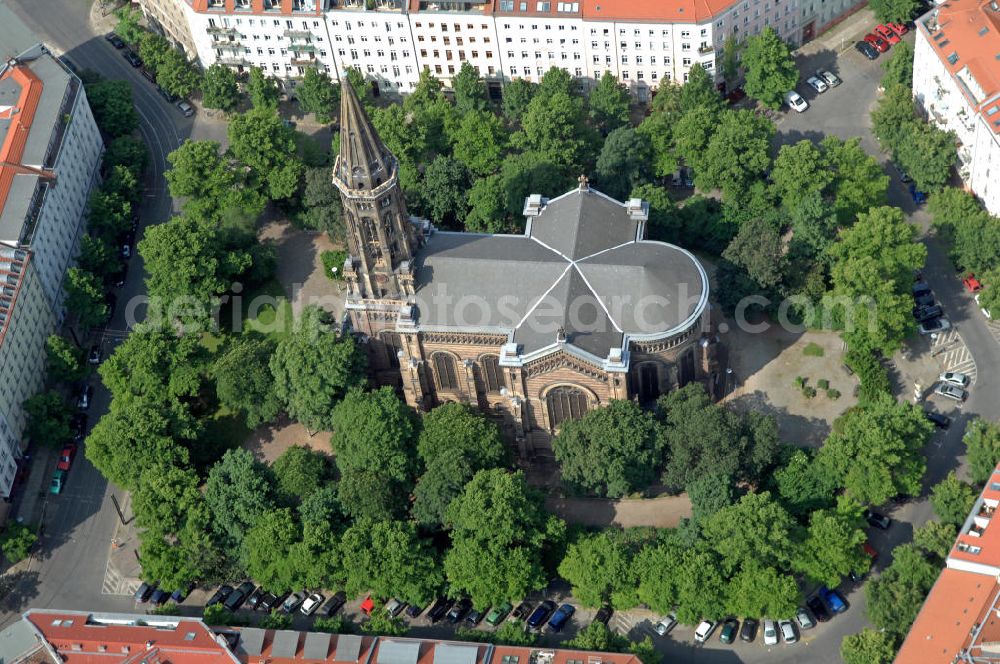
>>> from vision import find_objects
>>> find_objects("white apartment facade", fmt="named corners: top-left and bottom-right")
top-left (913, 0), bottom-right (1000, 215)
top-left (0, 41), bottom-right (103, 498)
top-left (149, 0), bottom-right (860, 99)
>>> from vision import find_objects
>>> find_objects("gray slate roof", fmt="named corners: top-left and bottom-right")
top-left (412, 187), bottom-right (707, 362)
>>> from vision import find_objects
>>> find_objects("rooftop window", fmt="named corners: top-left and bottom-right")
top-left (947, 51), bottom-right (959, 64)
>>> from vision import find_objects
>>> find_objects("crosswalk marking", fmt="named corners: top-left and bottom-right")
top-left (101, 559), bottom-right (138, 596)
top-left (932, 328), bottom-right (977, 385)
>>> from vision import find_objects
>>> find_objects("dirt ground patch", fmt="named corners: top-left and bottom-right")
top-left (259, 220), bottom-right (346, 321)
top-left (545, 494), bottom-right (692, 529)
top-left (242, 416), bottom-right (333, 465)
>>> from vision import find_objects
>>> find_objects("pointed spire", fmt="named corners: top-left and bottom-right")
top-left (336, 81), bottom-right (394, 191)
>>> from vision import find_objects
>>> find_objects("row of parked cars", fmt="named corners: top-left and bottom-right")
top-left (103, 32), bottom-right (195, 117)
top-left (783, 69), bottom-right (843, 113)
top-left (855, 21), bottom-right (909, 59)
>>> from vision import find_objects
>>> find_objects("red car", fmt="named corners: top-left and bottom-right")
top-left (963, 273), bottom-right (983, 292)
top-left (887, 21), bottom-right (909, 36)
top-left (862, 541), bottom-right (878, 561)
top-left (57, 444), bottom-right (77, 472)
top-left (875, 24), bottom-right (902, 44)
top-left (864, 33), bottom-right (890, 53)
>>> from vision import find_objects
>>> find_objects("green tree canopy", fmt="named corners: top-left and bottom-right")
top-left (589, 71), bottom-right (631, 133)
top-left (45, 335), bottom-right (86, 383)
top-left (166, 140), bottom-right (264, 220)
top-left (502, 78), bottom-right (537, 122)
top-left (273, 445), bottom-right (330, 505)
top-left (412, 455), bottom-right (476, 528)
top-left (247, 66), bottom-right (281, 109)
top-left (841, 629), bottom-right (897, 664)
top-left (741, 27), bottom-right (799, 109)
top-left (883, 40), bottom-right (914, 90)
top-left (156, 49), bottom-right (201, 99)
top-left (773, 448), bottom-right (837, 516)
top-left (558, 531), bottom-right (636, 608)
top-left (452, 62), bottom-right (488, 114)
top-left (64, 267), bottom-right (107, 328)
top-left (702, 491), bottom-right (797, 574)
top-left (451, 110), bottom-right (508, 177)
top-left (331, 387), bottom-right (418, 484)
top-left (725, 561), bottom-right (801, 619)
top-left (204, 448), bottom-right (276, 548)
top-left (202, 64), bottom-right (241, 113)
top-left (298, 68), bottom-right (339, 123)
top-left (965, 417), bottom-right (1000, 484)
top-left (242, 508), bottom-right (304, 591)
top-left (213, 335), bottom-right (282, 429)
top-left (931, 472), bottom-right (978, 526)
top-left (417, 402), bottom-right (507, 469)
top-left (23, 390), bottom-right (72, 448)
top-left (299, 167), bottom-right (345, 242)
top-left (870, 0), bottom-right (921, 23)
top-left (85, 80), bottom-right (138, 137)
top-left (913, 520), bottom-right (957, 560)
top-left (771, 140), bottom-right (835, 211)
top-left (866, 542), bottom-right (939, 638)
top-left (516, 91), bottom-right (593, 173)
top-left (422, 155), bottom-right (471, 226)
top-left (821, 136), bottom-right (890, 224)
top-left (792, 498), bottom-right (869, 587)
top-left (340, 517), bottom-right (444, 605)
top-left (722, 214), bottom-right (786, 289)
top-left (228, 107), bottom-right (304, 200)
top-left (872, 84), bottom-right (917, 155)
top-left (594, 127), bottom-right (654, 201)
top-left (699, 109), bottom-right (775, 199)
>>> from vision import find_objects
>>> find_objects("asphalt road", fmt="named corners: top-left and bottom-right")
top-left (1, 0), bottom-right (190, 623)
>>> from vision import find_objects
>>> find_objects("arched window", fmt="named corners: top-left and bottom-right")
top-left (546, 386), bottom-right (589, 429)
top-left (481, 355), bottom-right (505, 393)
top-left (382, 332), bottom-right (402, 368)
top-left (433, 353), bottom-right (459, 391)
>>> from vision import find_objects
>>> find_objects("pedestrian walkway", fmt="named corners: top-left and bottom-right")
top-left (797, 6), bottom-right (876, 56)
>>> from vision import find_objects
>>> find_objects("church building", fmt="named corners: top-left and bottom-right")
top-left (332, 83), bottom-right (717, 457)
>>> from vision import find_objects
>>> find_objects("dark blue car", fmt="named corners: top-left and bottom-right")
top-left (909, 183), bottom-right (927, 205)
top-left (547, 604), bottom-right (576, 632)
top-left (526, 600), bottom-right (556, 629)
top-left (818, 586), bottom-right (847, 614)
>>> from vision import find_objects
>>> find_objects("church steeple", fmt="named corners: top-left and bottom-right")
top-left (333, 81), bottom-right (420, 301)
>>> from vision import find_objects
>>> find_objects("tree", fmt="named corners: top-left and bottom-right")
top-left (895, 121), bottom-right (957, 193)
top-left (498, 151), bottom-right (574, 221)
top-left (242, 508), bottom-right (304, 591)
top-left (204, 448), bottom-right (276, 548)
top-left (792, 499), bottom-right (869, 587)
top-left (451, 110), bottom-right (508, 177)
top-left (340, 517), bottom-right (444, 605)
top-left (465, 175), bottom-right (508, 233)
top-left (565, 623), bottom-right (628, 653)
top-left (87, 189), bottom-right (132, 240)
top-left (202, 64), bottom-right (241, 113)
top-left (552, 400), bottom-right (665, 498)
top-left (720, 37), bottom-right (742, 87)
top-left (23, 391), bottom-right (72, 448)
top-left (228, 107), bottom-right (304, 200)
top-left (85, 80), bottom-right (138, 137)
top-left (299, 167), bottom-right (345, 242)
top-left (872, 84), bottom-right (917, 155)
top-left (417, 402), bottom-right (506, 469)
top-left (741, 27), bottom-right (799, 109)
top-left (156, 50), bottom-right (201, 99)
top-left (105, 136), bottom-right (149, 178)
top-left (422, 156), bottom-right (471, 226)
top-left (502, 78), bottom-right (537, 123)
top-left (444, 469), bottom-right (565, 607)
top-left (166, 140), bottom-right (263, 220)
top-left (103, 164), bottom-right (141, 207)
top-left (671, 105), bottom-right (719, 177)
top-left (0, 522), bottom-right (36, 563)
top-left (138, 33), bottom-right (173, 74)
top-left (45, 335), bottom-right (86, 383)
top-left (818, 394), bottom-right (932, 505)
top-left (680, 64), bottom-right (724, 115)
top-left (132, 466), bottom-right (203, 537)
top-left (883, 40), bottom-right (914, 90)
top-left (273, 445), bottom-right (329, 505)
top-left (99, 324), bottom-right (207, 404)
top-left (594, 127), bottom-right (653, 201)
top-left (870, 0), bottom-right (921, 23)
top-left (298, 68), bottom-right (339, 123)
top-left (412, 455), bottom-right (476, 528)
top-left (270, 306), bottom-right (366, 432)
top-left (913, 521), bottom-right (957, 560)
top-left (773, 448), bottom-right (837, 516)
top-left (589, 71), bottom-right (631, 133)
top-left (516, 91), bottom-right (592, 172)
top-left (214, 335), bottom-right (281, 429)
top-left (965, 418), bottom-right (1000, 484)
top-left (631, 183), bottom-right (680, 242)
top-left (330, 387), bottom-right (417, 486)
top-left (558, 532), bottom-right (635, 608)
top-left (113, 6), bottom-right (144, 44)
top-left (247, 67), bottom-right (280, 109)
top-left (722, 214), bottom-right (785, 288)
top-left (362, 608), bottom-right (407, 636)
top-left (841, 629), bottom-right (897, 664)
top-left (771, 140), bottom-right (834, 211)
top-left (866, 543), bottom-right (939, 637)
top-left (821, 136), bottom-right (889, 224)
top-left (338, 469), bottom-right (408, 522)
top-left (725, 561), bottom-right (801, 619)
top-left (702, 491), bottom-right (797, 573)
top-left (931, 472), bottom-right (978, 526)
top-left (64, 267), bottom-right (107, 328)
top-left (538, 67), bottom-right (575, 99)
top-left (637, 111), bottom-right (678, 179)
top-left (699, 109), bottom-right (774, 199)
top-left (827, 206), bottom-right (926, 354)
top-left (452, 62), bottom-right (488, 114)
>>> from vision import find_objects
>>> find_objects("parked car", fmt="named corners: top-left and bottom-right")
top-left (817, 69), bottom-right (842, 87)
top-left (121, 243), bottom-right (131, 260)
top-left (88, 344), bottom-right (101, 365)
top-left (428, 597), bottom-right (454, 623)
top-left (134, 582), bottom-right (156, 603)
top-left (526, 601), bottom-right (556, 629)
top-left (56, 445), bottom-right (77, 472)
top-left (784, 90), bottom-right (808, 112)
top-left (466, 607), bottom-right (488, 626)
top-left (855, 40), bottom-right (879, 59)
top-left (864, 32), bottom-right (890, 52)
top-left (909, 183), bottom-right (928, 204)
top-left (301, 593), bottom-right (325, 616)
top-left (655, 613), bottom-right (677, 636)
top-left (936, 383), bottom-right (967, 401)
top-left (795, 607), bottom-right (815, 630)
top-left (919, 318), bottom-right (951, 335)
top-left (206, 585), bottom-right (234, 607)
top-left (694, 620), bottom-right (717, 643)
top-left (865, 509), bottom-right (892, 530)
top-left (71, 413), bottom-right (87, 442)
top-left (246, 587), bottom-right (265, 611)
top-left (158, 86), bottom-right (180, 103)
top-left (176, 100), bottom-right (195, 118)
top-left (511, 601), bottom-right (532, 620)
top-left (282, 592), bottom-right (305, 614)
top-left (863, 541), bottom-right (879, 561)
top-left (385, 598), bottom-right (407, 617)
top-left (806, 595), bottom-right (831, 622)
top-left (888, 21), bottom-right (909, 35)
top-left (50, 469), bottom-right (66, 495)
top-left (486, 602), bottom-right (512, 626)
top-left (123, 49), bottom-right (142, 67)
top-left (940, 371), bottom-right (970, 387)
top-left (818, 586), bottom-right (848, 614)
top-left (104, 32), bottom-right (125, 49)
top-left (762, 619), bottom-right (779, 645)
top-left (739, 618), bottom-right (759, 642)
top-left (925, 410), bottom-right (952, 429)
top-left (875, 24), bottom-right (902, 43)
top-left (963, 273), bottom-right (983, 292)
top-left (719, 618), bottom-right (739, 644)
top-left (547, 604), bottom-right (575, 633)
top-left (76, 384), bottom-right (93, 410)
top-left (170, 585), bottom-right (192, 604)
top-left (223, 582), bottom-right (255, 611)
top-left (448, 598), bottom-right (472, 623)
top-left (913, 304), bottom-right (943, 322)
top-left (779, 619), bottom-right (798, 644)
top-left (593, 606), bottom-right (613, 626)
top-left (149, 588), bottom-right (170, 607)
top-left (913, 292), bottom-right (934, 308)
top-left (323, 590), bottom-right (347, 616)
top-left (806, 75), bottom-right (829, 93)
top-left (139, 68), bottom-right (156, 84)
top-left (258, 592), bottom-right (285, 613)
top-left (912, 281), bottom-right (932, 297)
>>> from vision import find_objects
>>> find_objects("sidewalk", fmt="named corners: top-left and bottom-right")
top-left (798, 6), bottom-right (876, 56)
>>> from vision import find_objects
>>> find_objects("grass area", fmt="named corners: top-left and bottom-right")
top-left (321, 250), bottom-right (347, 281)
top-left (246, 297), bottom-right (296, 343)
top-left (803, 342), bottom-right (826, 357)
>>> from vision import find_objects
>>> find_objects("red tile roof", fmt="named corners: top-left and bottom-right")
top-left (581, 0), bottom-right (736, 23)
top-left (0, 63), bottom-right (43, 218)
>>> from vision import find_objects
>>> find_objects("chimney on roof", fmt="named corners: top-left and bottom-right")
top-left (523, 194), bottom-right (546, 217)
top-left (578, 174), bottom-right (589, 190)
top-left (626, 198), bottom-right (649, 222)
top-left (146, 640), bottom-right (154, 650)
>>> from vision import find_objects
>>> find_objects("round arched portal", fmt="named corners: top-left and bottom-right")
top-left (545, 385), bottom-right (590, 430)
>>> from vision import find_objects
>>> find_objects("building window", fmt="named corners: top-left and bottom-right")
top-left (546, 386), bottom-right (589, 429)
top-left (480, 355), bottom-right (505, 393)
top-left (433, 353), bottom-right (459, 391)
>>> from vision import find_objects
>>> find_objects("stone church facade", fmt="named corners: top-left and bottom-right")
top-left (333, 83), bottom-right (718, 457)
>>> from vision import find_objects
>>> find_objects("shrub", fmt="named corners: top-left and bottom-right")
top-left (827, 388), bottom-right (841, 399)
top-left (803, 386), bottom-right (818, 398)
top-left (817, 379), bottom-right (830, 390)
top-left (314, 616), bottom-right (353, 634)
top-left (794, 376), bottom-right (806, 388)
top-left (845, 348), bottom-right (892, 403)
top-left (321, 250), bottom-right (348, 281)
top-left (0, 523), bottom-right (36, 564)
top-left (260, 610), bottom-right (292, 629)
top-left (803, 342), bottom-right (825, 357)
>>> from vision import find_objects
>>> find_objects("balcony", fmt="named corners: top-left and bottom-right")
top-left (698, 44), bottom-right (714, 54)
top-left (216, 41), bottom-right (243, 52)
top-left (285, 29), bottom-right (314, 40)
top-left (979, 503), bottom-right (996, 519)
top-left (219, 56), bottom-right (250, 67)
top-left (207, 26), bottom-right (237, 36)
top-left (290, 43), bottom-right (317, 54)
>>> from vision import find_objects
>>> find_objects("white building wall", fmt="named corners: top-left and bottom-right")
top-left (495, 15), bottom-right (586, 84)
top-left (330, 9), bottom-right (420, 93)
top-left (410, 12), bottom-right (499, 88)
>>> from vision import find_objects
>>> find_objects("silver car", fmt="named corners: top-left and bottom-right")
top-left (919, 317), bottom-right (951, 335)
top-left (655, 613), bottom-right (677, 636)
top-left (935, 383), bottom-right (967, 401)
top-left (939, 371), bottom-right (970, 386)
top-left (779, 619), bottom-right (798, 644)
top-left (806, 75), bottom-right (829, 93)
top-left (763, 619), bottom-right (778, 645)
top-left (817, 69), bottom-right (842, 87)
top-left (795, 606), bottom-right (815, 630)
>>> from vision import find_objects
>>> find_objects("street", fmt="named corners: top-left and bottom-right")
top-left (2, 3), bottom-right (999, 663)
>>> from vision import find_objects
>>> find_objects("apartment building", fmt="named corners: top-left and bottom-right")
top-left (913, 0), bottom-right (1000, 216)
top-left (139, 0), bottom-right (200, 55)
top-left (897, 464), bottom-right (1000, 663)
top-left (0, 20), bottom-right (104, 498)
top-left (147, 0), bottom-right (858, 99)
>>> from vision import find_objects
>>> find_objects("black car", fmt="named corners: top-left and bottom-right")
top-left (106, 292), bottom-right (118, 319)
top-left (206, 585), bottom-right (234, 607)
top-left (526, 600), bottom-right (556, 629)
top-left (806, 595), bottom-right (831, 622)
top-left (140, 68), bottom-right (156, 84)
top-left (447, 598), bottom-right (472, 623)
top-left (105, 32), bottom-right (126, 49)
top-left (71, 413), bottom-right (87, 442)
top-left (323, 591), bottom-right (347, 616)
top-left (427, 597), bottom-right (454, 623)
top-left (739, 618), bottom-right (758, 642)
top-left (149, 588), bottom-right (170, 606)
top-left (855, 40), bottom-right (879, 59)
top-left (258, 591), bottom-right (285, 612)
top-left (123, 50), bottom-right (143, 67)
top-left (134, 582), bottom-right (156, 603)
top-left (406, 603), bottom-right (425, 619)
top-left (512, 601), bottom-right (532, 620)
top-left (865, 509), bottom-right (892, 530)
top-left (913, 292), bottom-right (934, 307)
top-left (912, 281), bottom-right (932, 297)
top-left (925, 410), bottom-right (951, 429)
top-left (593, 606), bottom-right (613, 625)
top-left (913, 304), bottom-right (943, 322)
top-left (245, 587), bottom-right (265, 611)
top-left (224, 581), bottom-right (256, 611)
top-left (157, 86), bottom-right (180, 103)
top-left (465, 607), bottom-right (488, 625)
